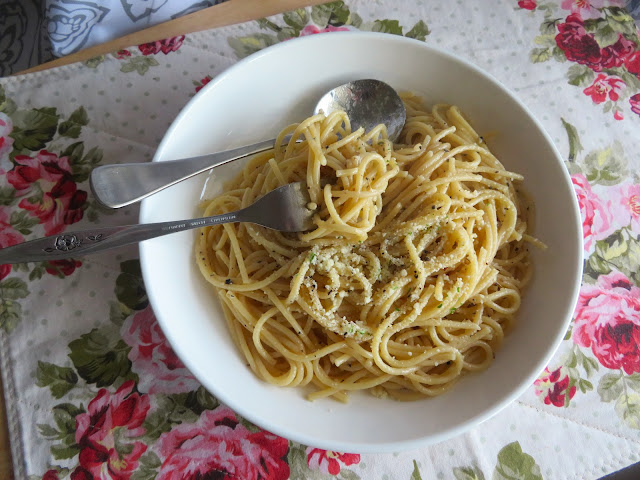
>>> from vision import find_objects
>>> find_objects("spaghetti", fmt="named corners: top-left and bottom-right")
top-left (196, 94), bottom-right (537, 401)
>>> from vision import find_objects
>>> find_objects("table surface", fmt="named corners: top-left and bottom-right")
top-left (1, 1), bottom-right (640, 479)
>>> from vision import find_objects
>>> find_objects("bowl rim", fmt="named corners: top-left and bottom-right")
top-left (139, 31), bottom-right (584, 452)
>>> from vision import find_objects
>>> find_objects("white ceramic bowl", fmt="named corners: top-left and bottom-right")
top-left (139, 32), bottom-right (582, 452)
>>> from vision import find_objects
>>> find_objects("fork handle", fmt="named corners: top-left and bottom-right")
top-left (0, 211), bottom-right (245, 264)
top-left (90, 137), bottom-right (282, 209)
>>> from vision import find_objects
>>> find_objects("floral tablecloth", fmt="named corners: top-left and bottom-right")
top-left (1, 1), bottom-right (640, 479)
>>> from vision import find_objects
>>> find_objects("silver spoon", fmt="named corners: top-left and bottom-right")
top-left (90, 79), bottom-right (406, 209)
top-left (0, 183), bottom-right (313, 264)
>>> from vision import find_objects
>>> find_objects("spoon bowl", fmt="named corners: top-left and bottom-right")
top-left (90, 79), bottom-right (406, 209)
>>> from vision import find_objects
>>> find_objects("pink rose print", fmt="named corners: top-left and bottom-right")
top-left (6, 150), bottom-right (87, 236)
top-left (0, 207), bottom-right (24, 281)
top-left (611, 182), bottom-right (640, 234)
top-left (306, 448), bottom-right (360, 475)
top-left (518, 0), bottom-right (537, 10)
top-left (299, 25), bottom-right (351, 36)
top-left (75, 381), bottom-right (150, 480)
top-left (157, 406), bottom-right (290, 480)
top-left (583, 73), bottom-right (625, 104)
top-left (45, 259), bottom-right (82, 277)
top-left (0, 112), bottom-right (14, 174)
top-left (115, 49), bottom-right (132, 59)
top-left (534, 366), bottom-right (577, 407)
top-left (555, 14), bottom-right (602, 70)
top-left (631, 93), bottom-right (640, 116)
top-left (614, 109), bottom-right (624, 120)
top-left (121, 306), bottom-right (199, 394)
top-left (139, 36), bottom-right (185, 55)
top-left (560, 0), bottom-right (605, 20)
top-left (572, 173), bottom-right (615, 253)
top-left (573, 271), bottom-right (640, 374)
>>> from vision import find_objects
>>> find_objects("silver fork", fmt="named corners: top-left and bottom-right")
top-left (0, 183), bottom-right (314, 264)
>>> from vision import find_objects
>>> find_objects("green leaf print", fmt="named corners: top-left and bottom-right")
top-left (51, 443), bottom-right (81, 460)
top-left (115, 259), bottom-right (149, 310)
top-left (602, 7), bottom-right (638, 36)
top-left (566, 64), bottom-right (595, 87)
top-left (583, 141), bottom-right (628, 186)
top-left (10, 209), bottom-right (39, 235)
top-left (228, 33), bottom-right (279, 59)
top-left (454, 465), bottom-right (486, 480)
top-left (529, 48), bottom-right (552, 63)
top-left (283, 9), bottom-right (309, 33)
top-left (340, 469), bottom-right (361, 480)
top-left (311, 1), bottom-right (353, 28)
top-left (411, 459), bottom-right (423, 480)
top-left (0, 277), bottom-right (29, 300)
top-left (551, 46), bottom-right (567, 62)
top-left (36, 361), bottom-right (78, 399)
top-left (493, 442), bottom-right (543, 480)
top-left (406, 20), bottom-right (430, 41)
top-left (120, 56), bottom-right (160, 75)
top-left (58, 106), bottom-right (89, 139)
top-left (0, 298), bottom-right (22, 333)
top-left (615, 392), bottom-right (640, 429)
top-left (0, 86), bottom-right (17, 116)
top-left (0, 186), bottom-right (16, 206)
top-left (9, 107), bottom-right (60, 152)
top-left (539, 18), bottom-right (562, 35)
top-left (560, 118), bottom-right (583, 162)
top-left (131, 452), bottom-right (162, 480)
top-left (594, 24), bottom-right (620, 48)
top-left (626, 374), bottom-right (640, 393)
top-left (68, 327), bottom-right (135, 387)
top-left (371, 19), bottom-right (403, 35)
top-left (69, 145), bottom-right (104, 183)
top-left (83, 55), bottom-right (105, 68)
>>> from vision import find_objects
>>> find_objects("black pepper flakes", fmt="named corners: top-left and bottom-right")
top-left (225, 279), bottom-right (233, 285)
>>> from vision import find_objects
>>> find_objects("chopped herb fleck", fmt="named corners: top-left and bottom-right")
top-left (309, 253), bottom-right (316, 262)
top-left (225, 279), bottom-right (233, 285)
top-left (437, 304), bottom-right (443, 308)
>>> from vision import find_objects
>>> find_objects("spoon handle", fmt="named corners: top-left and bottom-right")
top-left (90, 136), bottom-right (285, 209)
top-left (0, 210), bottom-right (249, 264)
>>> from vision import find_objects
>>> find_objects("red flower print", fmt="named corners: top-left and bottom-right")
top-left (534, 366), bottom-right (577, 407)
top-left (573, 271), bottom-right (640, 374)
top-left (631, 93), bottom-right (640, 116)
top-left (0, 112), bottom-right (14, 174)
top-left (6, 150), bottom-right (87, 236)
top-left (139, 36), bottom-right (185, 55)
top-left (626, 51), bottom-right (640, 77)
top-left (299, 25), bottom-right (351, 36)
top-left (600, 35), bottom-right (635, 70)
top-left (75, 380), bottom-right (150, 480)
top-left (583, 74), bottom-right (625, 104)
top-left (156, 406), bottom-right (289, 480)
top-left (42, 470), bottom-right (60, 480)
top-left (0, 207), bottom-right (24, 281)
top-left (614, 109), bottom-right (624, 120)
top-left (572, 173), bottom-right (615, 253)
top-left (518, 0), bottom-right (537, 10)
top-left (195, 75), bottom-right (212, 93)
top-left (115, 49), bottom-right (132, 59)
top-left (306, 447), bottom-right (360, 475)
top-left (555, 14), bottom-right (602, 70)
top-left (121, 306), bottom-right (199, 394)
top-left (45, 259), bottom-right (82, 277)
